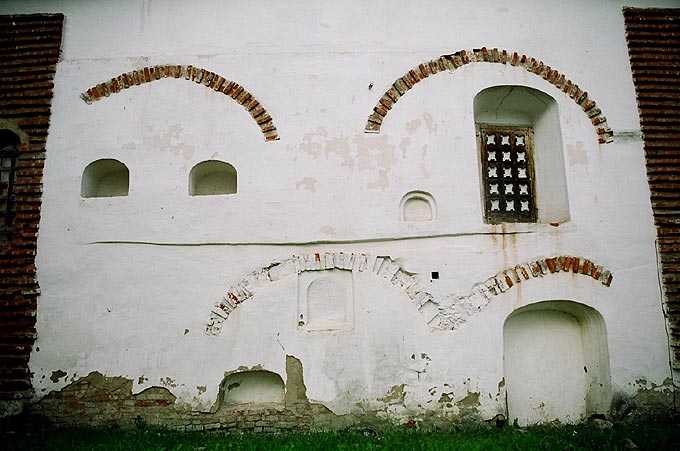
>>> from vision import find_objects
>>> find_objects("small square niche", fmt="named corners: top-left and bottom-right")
top-left (298, 269), bottom-right (354, 331)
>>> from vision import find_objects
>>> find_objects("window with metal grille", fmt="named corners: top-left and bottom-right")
top-left (479, 125), bottom-right (536, 223)
top-left (0, 131), bottom-right (20, 243)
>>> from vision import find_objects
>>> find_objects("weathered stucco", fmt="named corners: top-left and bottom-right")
top-left (0, 0), bottom-right (677, 428)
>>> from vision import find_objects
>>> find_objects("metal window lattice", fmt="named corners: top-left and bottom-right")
top-left (480, 126), bottom-right (536, 223)
top-left (0, 143), bottom-right (18, 242)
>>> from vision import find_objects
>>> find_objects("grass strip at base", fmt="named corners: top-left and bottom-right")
top-left (3, 421), bottom-right (679, 450)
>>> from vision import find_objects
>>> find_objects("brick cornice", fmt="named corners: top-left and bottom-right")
top-left (80, 65), bottom-right (279, 141)
top-left (364, 48), bottom-right (614, 144)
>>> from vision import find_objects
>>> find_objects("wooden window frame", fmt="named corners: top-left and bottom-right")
top-left (479, 125), bottom-right (537, 223)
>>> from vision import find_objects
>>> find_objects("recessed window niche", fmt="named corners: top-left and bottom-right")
top-left (298, 269), bottom-right (354, 331)
top-left (474, 85), bottom-right (569, 223)
top-left (189, 160), bottom-right (237, 196)
top-left (400, 191), bottom-right (436, 221)
top-left (219, 370), bottom-right (285, 407)
top-left (81, 159), bottom-right (129, 198)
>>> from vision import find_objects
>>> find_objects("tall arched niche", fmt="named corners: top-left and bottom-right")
top-left (503, 300), bottom-right (611, 425)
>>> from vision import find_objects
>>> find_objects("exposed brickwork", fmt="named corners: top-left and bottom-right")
top-left (80, 65), bottom-right (280, 141)
top-left (624, 8), bottom-right (680, 368)
top-left (0, 14), bottom-right (63, 410)
top-left (434, 255), bottom-right (613, 330)
top-left (25, 371), bottom-right (317, 431)
top-left (364, 48), bottom-right (614, 144)
top-left (206, 252), bottom-right (613, 336)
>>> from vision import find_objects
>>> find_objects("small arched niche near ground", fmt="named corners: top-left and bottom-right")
top-left (503, 300), bottom-right (611, 425)
top-left (189, 160), bottom-right (237, 196)
top-left (400, 191), bottom-right (436, 222)
top-left (81, 159), bottom-right (129, 198)
top-left (219, 370), bottom-right (285, 407)
top-left (474, 85), bottom-right (569, 223)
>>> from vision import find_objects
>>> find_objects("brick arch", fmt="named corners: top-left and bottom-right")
top-left (80, 65), bottom-right (279, 141)
top-left (205, 252), bottom-right (613, 336)
top-left (435, 255), bottom-right (613, 330)
top-left (364, 48), bottom-right (613, 144)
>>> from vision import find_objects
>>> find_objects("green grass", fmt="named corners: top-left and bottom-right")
top-left (3, 421), bottom-right (679, 451)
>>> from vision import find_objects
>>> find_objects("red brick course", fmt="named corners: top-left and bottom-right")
top-left (364, 48), bottom-right (614, 144)
top-left (79, 65), bottom-right (280, 141)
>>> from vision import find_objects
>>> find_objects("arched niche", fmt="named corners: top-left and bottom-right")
top-left (474, 85), bottom-right (569, 224)
top-left (219, 370), bottom-right (285, 407)
top-left (503, 300), bottom-right (611, 425)
top-left (297, 269), bottom-right (354, 331)
top-left (189, 160), bottom-right (237, 196)
top-left (81, 159), bottom-right (129, 198)
top-left (400, 191), bottom-right (436, 221)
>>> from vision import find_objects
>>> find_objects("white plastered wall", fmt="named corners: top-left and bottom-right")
top-left (0, 0), bottom-right (674, 422)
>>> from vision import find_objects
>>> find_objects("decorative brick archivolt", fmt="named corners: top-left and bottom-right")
top-left (80, 65), bottom-right (279, 141)
top-left (205, 253), bottom-right (613, 336)
top-left (364, 48), bottom-right (614, 144)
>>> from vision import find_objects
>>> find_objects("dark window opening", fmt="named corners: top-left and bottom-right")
top-left (0, 130), bottom-right (20, 244)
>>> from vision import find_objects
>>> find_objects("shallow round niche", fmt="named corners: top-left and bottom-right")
top-left (220, 370), bottom-right (285, 406)
top-left (81, 159), bottom-right (129, 198)
top-left (400, 191), bottom-right (436, 221)
top-left (189, 160), bottom-right (237, 196)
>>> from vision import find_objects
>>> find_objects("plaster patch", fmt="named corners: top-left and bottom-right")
top-left (420, 163), bottom-right (431, 179)
top-left (377, 384), bottom-right (406, 405)
top-left (141, 124), bottom-right (195, 158)
top-left (423, 112), bottom-right (437, 135)
top-left (455, 391), bottom-right (481, 415)
top-left (405, 118), bottom-right (421, 135)
top-left (399, 137), bottom-right (411, 158)
top-left (353, 134), bottom-right (397, 172)
top-left (319, 225), bottom-right (337, 237)
top-left (295, 177), bottom-right (317, 192)
top-left (50, 370), bottom-right (67, 383)
top-left (325, 137), bottom-right (354, 169)
top-left (160, 376), bottom-right (177, 388)
top-left (300, 127), bottom-right (328, 158)
top-left (567, 141), bottom-right (588, 166)
top-left (367, 169), bottom-right (390, 191)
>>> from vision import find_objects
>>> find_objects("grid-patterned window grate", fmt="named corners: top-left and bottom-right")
top-left (0, 140), bottom-right (19, 243)
top-left (480, 126), bottom-right (536, 223)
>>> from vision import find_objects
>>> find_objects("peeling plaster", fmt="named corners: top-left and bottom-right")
top-left (295, 177), bottom-right (318, 192)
